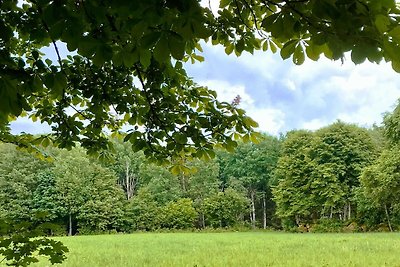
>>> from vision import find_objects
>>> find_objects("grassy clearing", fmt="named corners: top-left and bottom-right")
top-left (30, 232), bottom-right (400, 267)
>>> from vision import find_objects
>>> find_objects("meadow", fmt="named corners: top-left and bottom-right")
top-left (31, 232), bottom-right (400, 267)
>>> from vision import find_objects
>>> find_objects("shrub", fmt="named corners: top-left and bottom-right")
top-left (160, 198), bottom-right (197, 229)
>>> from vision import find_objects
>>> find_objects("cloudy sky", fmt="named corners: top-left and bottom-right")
top-left (10, 41), bottom-right (400, 136)
top-left (185, 43), bottom-right (400, 135)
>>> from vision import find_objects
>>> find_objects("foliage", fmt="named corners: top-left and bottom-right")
top-left (383, 100), bottom-right (400, 145)
top-left (0, 0), bottom-right (263, 163)
top-left (309, 219), bottom-right (345, 233)
top-left (0, 220), bottom-right (68, 266)
top-left (76, 165), bottom-right (126, 233)
top-left (202, 189), bottom-right (249, 228)
top-left (139, 163), bottom-right (182, 205)
top-left (0, 144), bottom-right (50, 223)
top-left (108, 139), bottom-right (145, 200)
top-left (2, 0), bottom-right (400, 162)
top-left (273, 130), bottom-right (315, 220)
top-left (128, 188), bottom-right (161, 231)
top-left (160, 198), bottom-right (197, 229)
top-left (359, 145), bottom-right (400, 229)
top-left (273, 122), bottom-right (377, 224)
top-left (353, 187), bottom-right (386, 230)
top-left (31, 171), bottom-right (62, 224)
top-left (218, 135), bottom-right (281, 227)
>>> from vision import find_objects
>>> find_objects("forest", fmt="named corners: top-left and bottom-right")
top-left (1, 101), bottom-right (399, 236)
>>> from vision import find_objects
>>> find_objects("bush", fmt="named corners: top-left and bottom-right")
top-left (128, 189), bottom-right (161, 231)
top-left (160, 198), bottom-right (197, 229)
top-left (202, 189), bottom-right (249, 228)
top-left (309, 219), bottom-right (345, 233)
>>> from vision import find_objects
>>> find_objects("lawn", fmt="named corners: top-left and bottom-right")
top-left (31, 232), bottom-right (400, 267)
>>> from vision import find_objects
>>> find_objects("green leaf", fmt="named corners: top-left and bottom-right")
top-left (235, 39), bottom-right (245, 54)
top-left (32, 76), bottom-right (43, 91)
top-left (168, 34), bottom-right (185, 60)
top-left (174, 133), bottom-right (188, 144)
top-left (113, 50), bottom-right (124, 66)
top-left (32, 50), bottom-right (39, 60)
top-left (122, 47), bottom-right (139, 67)
top-left (225, 43), bottom-right (234, 55)
top-left (78, 37), bottom-right (98, 58)
top-left (243, 117), bottom-right (259, 128)
top-left (389, 26), bottom-right (400, 41)
top-left (154, 37), bottom-right (170, 63)
top-left (54, 72), bottom-right (67, 92)
top-left (141, 32), bottom-right (161, 49)
top-left (262, 40), bottom-right (269, 51)
top-left (140, 49), bottom-right (151, 68)
top-left (170, 165), bottom-right (181, 175)
top-left (49, 21), bottom-right (65, 40)
top-left (383, 40), bottom-right (400, 62)
top-left (280, 40), bottom-right (297, 60)
top-left (93, 45), bottom-right (113, 66)
top-left (391, 60), bottom-right (400, 73)
top-left (250, 132), bottom-right (261, 144)
top-left (220, 0), bottom-right (231, 8)
top-left (192, 54), bottom-right (204, 62)
top-left (269, 40), bottom-right (277, 53)
top-left (375, 15), bottom-right (390, 33)
top-left (305, 43), bottom-right (322, 61)
top-left (293, 44), bottom-right (305, 65)
top-left (261, 14), bottom-right (279, 31)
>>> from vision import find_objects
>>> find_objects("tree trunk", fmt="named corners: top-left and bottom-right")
top-left (343, 204), bottom-right (347, 221)
top-left (250, 191), bottom-right (256, 228)
top-left (295, 215), bottom-right (300, 226)
top-left (180, 173), bottom-right (187, 193)
top-left (125, 161), bottom-right (137, 200)
top-left (262, 192), bottom-right (267, 229)
top-left (68, 212), bottom-right (72, 236)
top-left (348, 203), bottom-right (351, 220)
top-left (330, 207), bottom-right (333, 219)
top-left (384, 204), bottom-right (393, 232)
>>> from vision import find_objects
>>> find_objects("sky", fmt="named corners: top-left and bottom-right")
top-left (185, 44), bottom-right (400, 135)
top-left (10, 39), bottom-right (400, 136)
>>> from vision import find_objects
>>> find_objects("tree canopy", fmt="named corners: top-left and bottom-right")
top-left (1, 0), bottom-right (400, 160)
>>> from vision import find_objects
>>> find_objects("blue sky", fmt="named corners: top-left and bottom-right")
top-left (10, 41), bottom-right (400, 136)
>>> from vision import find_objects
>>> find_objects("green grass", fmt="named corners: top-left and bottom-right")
top-left (29, 232), bottom-right (400, 266)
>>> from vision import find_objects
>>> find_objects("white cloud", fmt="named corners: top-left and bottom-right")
top-left (10, 117), bottom-right (51, 135)
top-left (246, 108), bottom-right (285, 135)
top-left (301, 119), bottom-right (328, 131)
top-left (200, 0), bottom-right (220, 15)
top-left (199, 79), bottom-right (254, 106)
top-left (198, 79), bottom-right (285, 135)
top-left (188, 44), bottom-right (400, 133)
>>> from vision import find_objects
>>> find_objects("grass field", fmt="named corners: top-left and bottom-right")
top-left (29, 232), bottom-right (400, 267)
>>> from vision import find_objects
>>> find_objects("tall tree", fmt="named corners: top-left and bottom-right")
top-left (52, 148), bottom-right (89, 236)
top-left (218, 135), bottom-right (281, 228)
top-left (273, 122), bottom-right (376, 227)
top-left (360, 146), bottom-right (400, 231)
top-left (273, 130), bottom-right (315, 226)
top-left (110, 140), bottom-right (145, 200)
top-left (383, 99), bottom-right (400, 145)
top-left (184, 159), bottom-right (221, 228)
top-left (0, 143), bottom-right (50, 222)
top-left (312, 122), bottom-right (377, 220)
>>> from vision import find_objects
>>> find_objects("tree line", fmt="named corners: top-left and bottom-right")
top-left (1, 103), bottom-right (400, 234)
